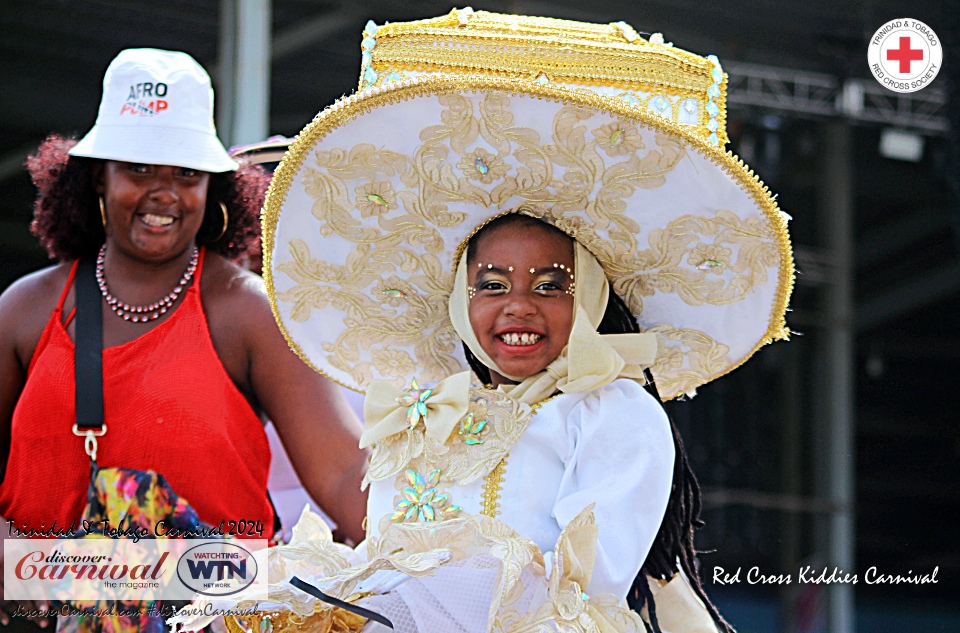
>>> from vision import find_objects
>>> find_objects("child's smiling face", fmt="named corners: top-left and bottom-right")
top-left (467, 218), bottom-right (575, 386)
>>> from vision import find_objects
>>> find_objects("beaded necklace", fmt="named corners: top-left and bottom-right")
top-left (95, 244), bottom-right (199, 323)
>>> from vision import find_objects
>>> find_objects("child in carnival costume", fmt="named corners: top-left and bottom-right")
top-left (170, 9), bottom-right (793, 633)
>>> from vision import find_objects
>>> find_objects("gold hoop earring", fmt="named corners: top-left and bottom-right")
top-left (214, 202), bottom-right (229, 241)
top-left (99, 196), bottom-right (107, 230)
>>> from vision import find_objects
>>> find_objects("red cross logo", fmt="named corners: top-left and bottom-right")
top-left (886, 36), bottom-right (924, 73)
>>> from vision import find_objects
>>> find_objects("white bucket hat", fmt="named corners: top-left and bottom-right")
top-left (69, 48), bottom-right (238, 172)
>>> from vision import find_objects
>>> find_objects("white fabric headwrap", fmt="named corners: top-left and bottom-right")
top-left (449, 238), bottom-right (658, 405)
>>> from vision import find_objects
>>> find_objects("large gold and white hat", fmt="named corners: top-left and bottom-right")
top-left (263, 9), bottom-right (794, 400)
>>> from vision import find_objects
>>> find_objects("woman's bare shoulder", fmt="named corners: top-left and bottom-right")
top-left (199, 252), bottom-right (280, 350)
top-left (0, 262), bottom-right (73, 357)
top-left (199, 253), bottom-right (271, 311)
top-left (0, 263), bottom-right (73, 319)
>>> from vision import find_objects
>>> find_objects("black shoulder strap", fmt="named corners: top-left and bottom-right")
top-left (75, 258), bottom-right (104, 431)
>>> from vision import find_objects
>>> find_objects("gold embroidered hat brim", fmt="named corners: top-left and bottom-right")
top-left (263, 72), bottom-right (793, 400)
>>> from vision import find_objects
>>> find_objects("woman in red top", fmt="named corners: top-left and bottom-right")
top-left (0, 49), bottom-right (368, 628)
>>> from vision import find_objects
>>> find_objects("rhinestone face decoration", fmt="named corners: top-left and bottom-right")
top-left (697, 260), bottom-right (724, 271)
top-left (259, 617), bottom-right (274, 633)
top-left (97, 244), bottom-right (198, 323)
top-left (396, 379), bottom-right (433, 429)
top-left (609, 129), bottom-right (625, 147)
top-left (474, 156), bottom-right (490, 175)
top-left (365, 193), bottom-right (387, 206)
top-left (459, 412), bottom-right (488, 445)
top-left (382, 289), bottom-right (406, 297)
top-left (391, 469), bottom-right (461, 523)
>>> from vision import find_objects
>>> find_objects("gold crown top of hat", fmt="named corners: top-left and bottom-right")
top-left (357, 7), bottom-right (728, 146)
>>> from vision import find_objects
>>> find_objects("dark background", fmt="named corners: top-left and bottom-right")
top-left (1, 1), bottom-right (956, 631)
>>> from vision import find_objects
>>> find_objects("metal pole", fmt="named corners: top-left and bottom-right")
top-left (219, 0), bottom-right (271, 147)
top-left (820, 120), bottom-right (856, 633)
top-left (217, 0), bottom-right (236, 146)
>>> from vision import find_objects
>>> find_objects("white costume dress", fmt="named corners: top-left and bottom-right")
top-left (364, 378), bottom-right (674, 601)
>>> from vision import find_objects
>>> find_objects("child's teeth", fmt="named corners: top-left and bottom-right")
top-left (501, 333), bottom-right (541, 346)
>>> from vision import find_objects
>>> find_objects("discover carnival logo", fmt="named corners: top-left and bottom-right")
top-left (4, 538), bottom-right (268, 601)
top-left (868, 18), bottom-right (942, 93)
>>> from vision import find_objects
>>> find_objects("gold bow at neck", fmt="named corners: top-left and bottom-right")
top-left (360, 371), bottom-right (472, 449)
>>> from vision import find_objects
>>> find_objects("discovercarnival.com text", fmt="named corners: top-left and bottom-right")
top-left (11, 604), bottom-right (262, 619)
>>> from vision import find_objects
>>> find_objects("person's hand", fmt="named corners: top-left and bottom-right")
top-left (0, 547), bottom-right (53, 628)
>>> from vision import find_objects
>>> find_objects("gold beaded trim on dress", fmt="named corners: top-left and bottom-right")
top-left (480, 456), bottom-right (508, 517)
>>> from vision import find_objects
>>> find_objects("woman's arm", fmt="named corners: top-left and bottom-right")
top-left (0, 265), bottom-right (69, 473)
top-left (551, 379), bottom-right (675, 599)
top-left (0, 266), bottom-right (69, 629)
top-left (204, 257), bottom-right (369, 544)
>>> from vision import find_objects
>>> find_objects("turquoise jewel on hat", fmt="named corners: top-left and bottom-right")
top-left (383, 71), bottom-right (402, 84)
top-left (365, 20), bottom-right (379, 36)
top-left (707, 132), bottom-right (720, 145)
top-left (363, 66), bottom-right (378, 86)
top-left (361, 52), bottom-right (372, 67)
top-left (619, 93), bottom-right (641, 106)
top-left (361, 37), bottom-right (377, 52)
top-left (259, 617), bottom-right (273, 633)
top-left (711, 67), bottom-right (724, 83)
top-left (707, 84), bottom-right (721, 98)
top-left (706, 101), bottom-right (720, 117)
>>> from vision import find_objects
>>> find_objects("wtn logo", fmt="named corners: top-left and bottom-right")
top-left (185, 558), bottom-right (247, 580)
top-left (177, 543), bottom-right (258, 596)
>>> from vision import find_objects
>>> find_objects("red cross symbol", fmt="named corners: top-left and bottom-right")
top-left (886, 36), bottom-right (924, 73)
